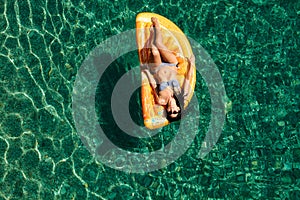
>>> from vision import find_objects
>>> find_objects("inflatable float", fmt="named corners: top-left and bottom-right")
top-left (136, 12), bottom-right (196, 129)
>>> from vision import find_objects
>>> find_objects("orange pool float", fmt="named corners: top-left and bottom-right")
top-left (136, 12), bottom-right (196, 129)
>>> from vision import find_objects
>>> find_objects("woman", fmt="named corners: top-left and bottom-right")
top-left (143, 17), bottom-right (195, 121)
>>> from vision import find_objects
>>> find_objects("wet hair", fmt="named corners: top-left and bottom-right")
top-left (166, 93), bottom-right (184, 122)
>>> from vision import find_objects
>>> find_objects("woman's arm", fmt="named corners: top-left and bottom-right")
top-left (143, 69), bottom-right (160, 103)
top-left (185, 55), bottom-right (195, 81)
top-left (182, 55), bottom-right (195, 104)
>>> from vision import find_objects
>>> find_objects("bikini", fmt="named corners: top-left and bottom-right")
top-left (149, 62), bottom-right (180, 91)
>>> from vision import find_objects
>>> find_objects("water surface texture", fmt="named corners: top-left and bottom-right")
top-left (0, 0), bottom-right (299, 199)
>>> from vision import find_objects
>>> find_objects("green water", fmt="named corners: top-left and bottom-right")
top-left (0, 0), bottom-right (299, 199)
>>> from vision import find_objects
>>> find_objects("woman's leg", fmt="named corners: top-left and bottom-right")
top-left (151, 17), bottom-right (178, 64)
top-left (149, 27), bottom-right (162, 67)
top-left (150, 44), bottom-right (163, 67)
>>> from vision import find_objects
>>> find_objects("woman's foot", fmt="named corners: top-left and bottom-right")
top-left (151, 17), bottom-right (161, 30)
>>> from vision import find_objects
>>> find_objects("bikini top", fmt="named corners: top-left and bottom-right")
top-left (159, 79), bottom-right (180, 91)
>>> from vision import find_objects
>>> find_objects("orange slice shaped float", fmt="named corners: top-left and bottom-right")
top-left (136, 12), bottom-right (196, 129)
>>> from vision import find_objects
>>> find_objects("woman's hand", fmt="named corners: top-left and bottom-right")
top-left (187, 54), bottom-right (195, 64)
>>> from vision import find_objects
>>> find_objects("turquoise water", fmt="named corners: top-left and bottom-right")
top-left (0, 0), bottom-right (299, 199)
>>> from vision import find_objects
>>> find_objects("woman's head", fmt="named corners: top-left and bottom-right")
top-left (166, 94), bottom-right (183, 122)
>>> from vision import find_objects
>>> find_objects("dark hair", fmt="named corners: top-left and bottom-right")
top-left (166, 93), bottom-right (184, 122)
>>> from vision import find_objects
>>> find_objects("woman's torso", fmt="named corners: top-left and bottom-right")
top-left (154, 65), bottom-right (177, 83)
top-left (154, 65), bottom-right (178, 105)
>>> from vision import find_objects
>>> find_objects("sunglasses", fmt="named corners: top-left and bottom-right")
top-left (167, 110), bottom-right (179, 115)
